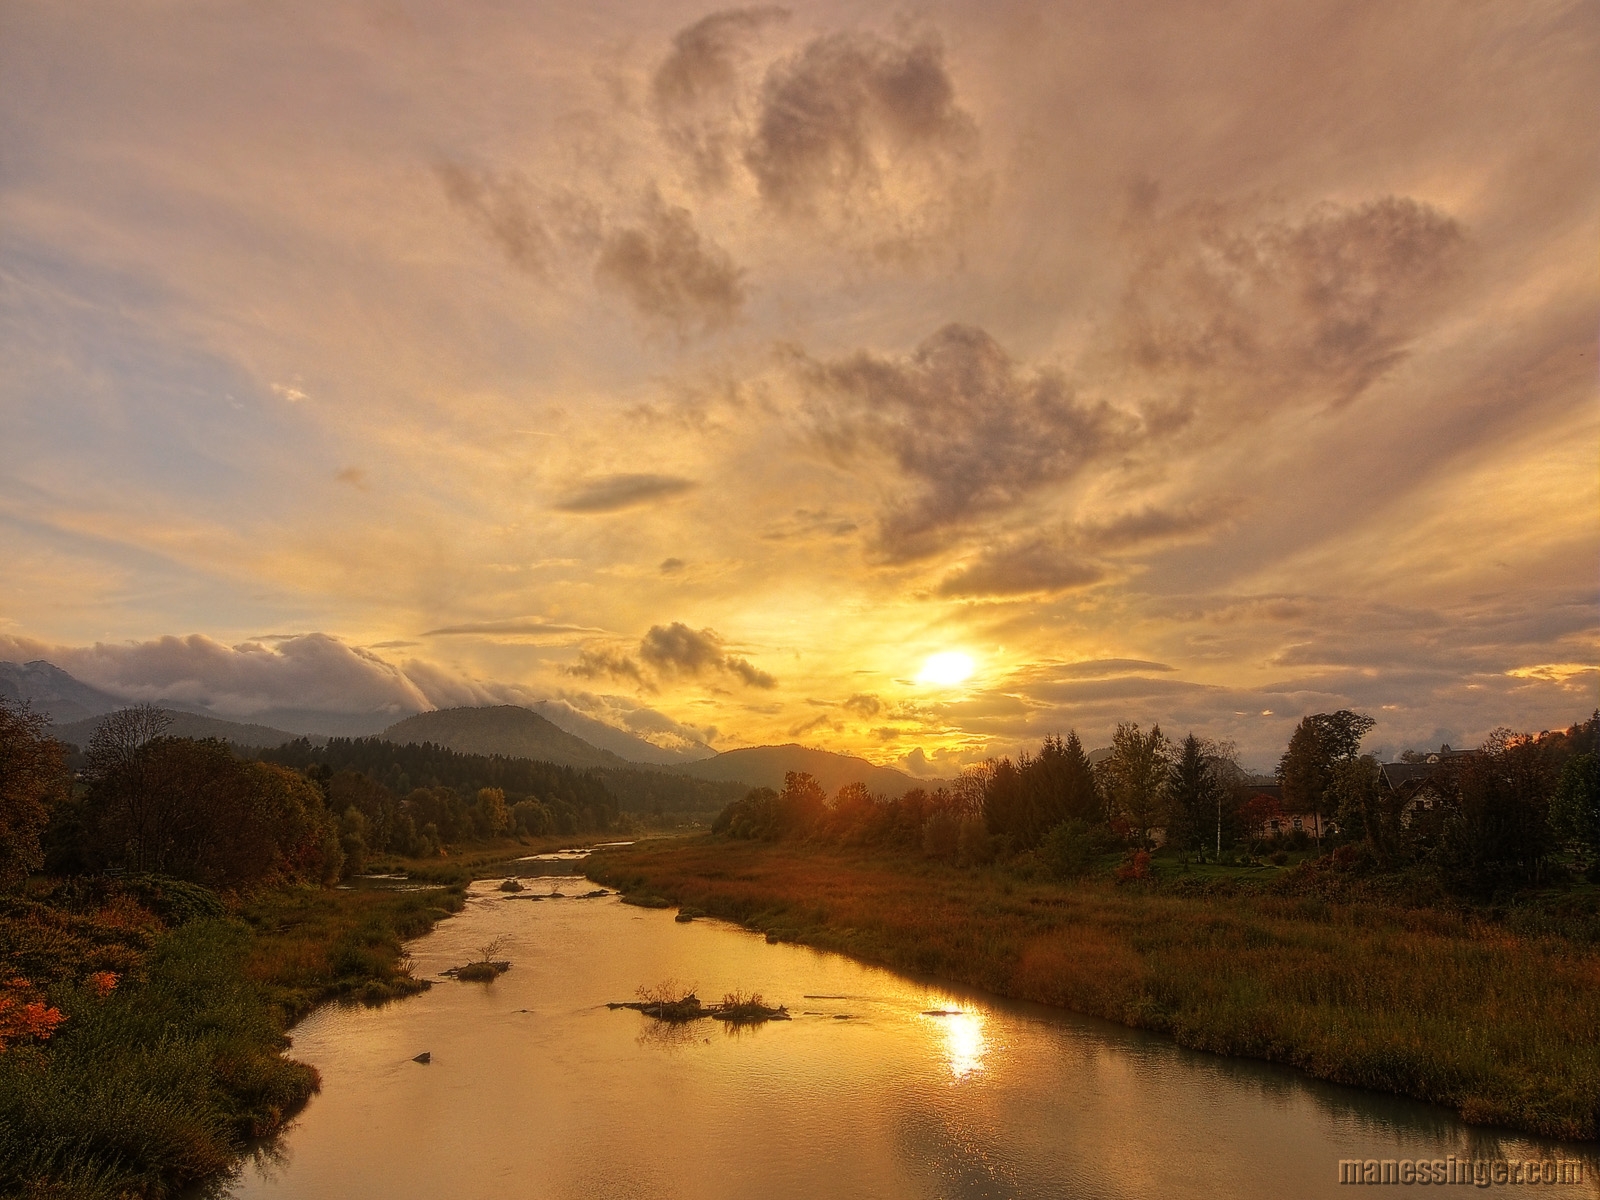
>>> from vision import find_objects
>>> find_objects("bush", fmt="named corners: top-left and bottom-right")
top-left (1041, 820), bottom-right (1097, 879)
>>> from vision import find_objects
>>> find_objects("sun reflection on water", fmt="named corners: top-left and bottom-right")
top-left (925, 1007), bottom-right (988, 1080)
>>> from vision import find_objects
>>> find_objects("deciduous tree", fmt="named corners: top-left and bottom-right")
top-left (0, 701), bottom-right (66, 890)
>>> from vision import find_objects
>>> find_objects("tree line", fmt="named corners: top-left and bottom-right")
top-left (0, 706), bottom-right (621, 894)
top-left (712, 711), bottom-right (1600, 896)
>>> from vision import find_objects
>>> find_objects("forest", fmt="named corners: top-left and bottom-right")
top-left (712, 712), bottom-right (1600, 898)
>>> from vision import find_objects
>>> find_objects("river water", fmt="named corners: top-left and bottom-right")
top-left (231, 875), bottom-right (1598, 1199)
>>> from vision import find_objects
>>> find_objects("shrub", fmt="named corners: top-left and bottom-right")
top-left (1041, 820), bottom-right (1097, 879)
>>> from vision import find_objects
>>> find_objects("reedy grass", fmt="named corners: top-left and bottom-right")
top-left (588, 837), bottom-right (1600, 1142)
top-left (0, 879), bottom-right (467, 1198)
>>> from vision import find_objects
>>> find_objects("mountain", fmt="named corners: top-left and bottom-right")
top-left (0, 660), bottom-right (127, 725)
top-left (1, 659), bottom-right (128, 723)
top-left (673, 743), bottom-right (938, 798)
top-left (381, 705), bottom-right (633, 770)
top-left (527, 700), bottom-right (715, 765)
top-left (52, 708), bottom-right (312, 750)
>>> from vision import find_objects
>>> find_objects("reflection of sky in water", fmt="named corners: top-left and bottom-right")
top-left (926, 1008), bottom-right (987, 1080)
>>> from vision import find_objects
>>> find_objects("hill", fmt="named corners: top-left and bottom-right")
top-left (527, 700), bottom-right (715, 765)
top-left (381, 705), bottom-right (633, 770)
top-left (0, 660), bottom-right (126, 724)
top-left (52, 708), bottom-right (311, 750)
top-left (674, 744), bottom-right (938, 798)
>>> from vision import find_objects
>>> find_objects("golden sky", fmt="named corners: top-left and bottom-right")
top-left (1, 0), bottom-right (1595, 769)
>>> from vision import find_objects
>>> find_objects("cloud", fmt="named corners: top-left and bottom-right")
top-left (1112, 195), bottom-right (1465, 412)
top-left (1074, 504), bottom-right (1223, 552)
top-left (842, 692), bottom-right (881, 717)
top-left (0, 632), bottom-right (430, 718)
top-left (746, 29), bottom-right (977, 219)
top-left (797, 324), bottom-right (1138, 558)
top-left (938, 537), bottom-right (1105, 598)
top-left (594, 198), bottom-right (745, 334)
top-left (436, 162), bottom-right (602, 279)
top-left (936, 504), bottom-right (1223, 596)
top-left (759, 507), bottom-right (859, 541)
top-left (659, 557), bottom-right (686, 574)
top-left (1054, 659), bottom-right (1177, 679)
top-left (639, 621), bottom-right (778, 688)
top-left (553, 473), bottom-right (698, 513)
top-left (420, 618), bottom-right (608, 638)
top-left (334, 467), bottom-right (369, 490)
top-left (639, 622), bottom-right (727, 674)
top-left (788, 711), bottom-right (834, 737)
top-left (566, 647), bottom-right (651, 689)
top-left (567, 621), bottom-right (778, 691)
top-left (651, 7), bottom-right (790, 188)
top-left (436, 163), bottom-right (554, 277)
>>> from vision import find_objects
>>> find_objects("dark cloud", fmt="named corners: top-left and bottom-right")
top-left (842, 692), bottom-right (881, 717)
top-left (1114, 196), bottom-right (1465, 412)
top-left (594, 198), bottom-right (745, 334)
top-left (798, 324), bottom-right (1137, 559)
top-left (725, 655), bottom-right (778, 688)
top-left (938, 537), bottom-right (1105, 598)
top-left (651, 7), bottom-right (790, 188)
top-left (639, 622), bottom-right (778, 688)
top-left (566, 623), bottom-right (776, 691)
top-left (640, 622), bottom-right (726, 674)
top-left (659, 557), bottom-right (686, 574)
top-left (436, 163), bottom-right (554, 277)
top-left (335, 467), bottom-right (369, 490)
top-left (553, 473), bottom-right (698, 514)
top-left (566, 648), bottom-right (651, 689)
top-left (1074, 505), bottom-right (1223, 552)
top-left (746, 29), bottom-right (977, 217)
top-left (788, 712), bottom-right (834, 737)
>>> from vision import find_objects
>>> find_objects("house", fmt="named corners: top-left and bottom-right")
top-left (1237, 782), bottom-right (1323, 839)
top-left (1378, 746), bottom-right (1476, 827)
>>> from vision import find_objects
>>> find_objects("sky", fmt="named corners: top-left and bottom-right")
top-left (0, 0), bottom-right (1595, 772)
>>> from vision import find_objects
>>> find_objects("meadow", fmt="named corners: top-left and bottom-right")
top-left (588, 837), bottom-right (1600, 1142)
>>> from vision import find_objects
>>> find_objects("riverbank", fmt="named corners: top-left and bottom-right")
top-left (587, 837), bottom-right (1600, 1142)
top-left (0, 874), bottom-right (467, 1199)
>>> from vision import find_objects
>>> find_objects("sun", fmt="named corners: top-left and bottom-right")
top-left (918, 651), bottom-right (975, 687)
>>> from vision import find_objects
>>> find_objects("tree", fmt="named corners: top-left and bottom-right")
top-left (85, 704), bottom-right (171, 779)
top-left (1438, 730), bottom-right (1557, 895)
top-left (1102, 723), bottom-right (1171, 848)
top-left (775, 771), bottom-right (827, 835)
top-left (1550, 752), bottom-right (1598, 872)
top-left (1276, 710), bottom-right (1376, 842)
top-left (475, 787), bottom-right (511, 836)
top-left (87, 737), bottom-right (337, 888)
top-left (1165, 734), bottom-right (1217, 861)
top-left (1329, 755), bottom-right (1392, 861)
top-left (0, 701), bottom-right (67, 890)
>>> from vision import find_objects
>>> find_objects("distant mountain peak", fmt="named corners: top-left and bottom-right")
top-left (0, 659), bottom-right (128, 725)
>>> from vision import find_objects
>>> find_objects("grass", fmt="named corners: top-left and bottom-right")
top-left (238, 882), bottom-right (466, 1023)
top-left (0, 876), bottom-right (467, 1198)
top-left (587, 837), bottom-right (1600, 1142)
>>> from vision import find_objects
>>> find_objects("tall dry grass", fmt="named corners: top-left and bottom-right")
top-left (589, 838), bottom-right (1600, 1141)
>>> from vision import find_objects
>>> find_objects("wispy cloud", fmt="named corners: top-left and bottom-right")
top-left (552, 474), bottom-right (699, 514)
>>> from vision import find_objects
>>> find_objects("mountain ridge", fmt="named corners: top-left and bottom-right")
top-left (668, 743), bottom-right (942, 798)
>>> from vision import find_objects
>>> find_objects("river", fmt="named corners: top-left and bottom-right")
top-left (230, 872), bottom-right (1598, 1199)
